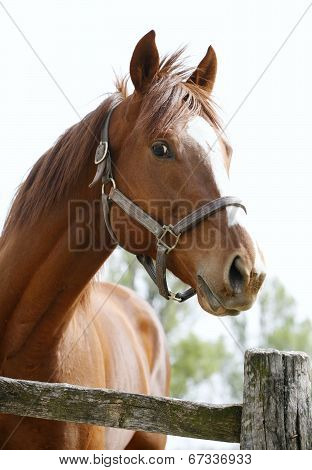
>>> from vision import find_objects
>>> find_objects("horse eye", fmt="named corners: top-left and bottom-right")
top-left (151, 142), bottom-right (171, 158)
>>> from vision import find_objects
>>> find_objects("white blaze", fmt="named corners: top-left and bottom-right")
top-left (186, 116), bottom-right (264, 273)
top-left (186, 115), bottom-right (238, 225)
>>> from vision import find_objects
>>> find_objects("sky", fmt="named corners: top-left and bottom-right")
top-left (0, 0), bottom-right (312, 449)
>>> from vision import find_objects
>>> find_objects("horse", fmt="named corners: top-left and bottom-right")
top-left (0, 30), bottom-right (265, 449)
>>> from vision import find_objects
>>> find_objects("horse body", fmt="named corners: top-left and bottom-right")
top-left (0, 281), bottom-right (169, 449)
top-left (0, 30), bottom-right (265, 449)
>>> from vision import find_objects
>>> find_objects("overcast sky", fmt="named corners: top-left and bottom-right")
top-left (1, 0), bottom-right (312, 450)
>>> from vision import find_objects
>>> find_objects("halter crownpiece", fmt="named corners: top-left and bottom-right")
top-left (90, 106), bottom-right (247, 302)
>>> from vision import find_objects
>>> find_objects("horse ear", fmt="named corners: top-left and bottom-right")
top-left (187, 46), bottom-right (217, 93)
top-left (130, 30), bottom-right (160, 93)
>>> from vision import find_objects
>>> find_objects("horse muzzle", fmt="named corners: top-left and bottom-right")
top-left (196, 256), bottom-right (266, 316)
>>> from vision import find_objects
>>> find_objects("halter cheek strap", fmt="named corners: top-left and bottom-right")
top-left (90, 107), bottom-right (247, 302)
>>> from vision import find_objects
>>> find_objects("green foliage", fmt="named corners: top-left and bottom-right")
top-left (170, 334), bottom-right (229, 397)
top-left (225, 368), bottom-right (244, 402)
top-left (221, 317), bottom-right (246, 402)
top-left (259, 278), bottom-right (312, 355)
top-left (225, 277), bottom-right (312, 401)
top-left (266, 318), bottom-right (312, 354)
top-left (259, 277), bottom-right (296, 342)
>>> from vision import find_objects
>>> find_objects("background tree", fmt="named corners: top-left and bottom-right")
top-left (259, 278), bottom-right (312, 355)
top-left (226, 277), bottom-right (312, 400)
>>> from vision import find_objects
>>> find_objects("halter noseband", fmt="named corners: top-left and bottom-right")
top-left (90, 106), bottom-right (247, 302)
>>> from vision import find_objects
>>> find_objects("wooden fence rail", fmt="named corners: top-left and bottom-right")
top-left (0, 376), bottom-right (241, 443)
top-left (0, 348), bottom-right (311, 449)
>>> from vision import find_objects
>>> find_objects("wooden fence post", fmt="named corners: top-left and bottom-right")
top-left (240, 348), bottom-right (312, 449)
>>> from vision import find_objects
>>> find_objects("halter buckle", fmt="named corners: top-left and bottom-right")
top-left (157, 225), bottom-right (181, 253)
top-left (95, 141), bottom-right (108, 164)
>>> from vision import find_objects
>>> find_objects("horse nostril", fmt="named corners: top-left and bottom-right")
top-left (228, 256), bottom-right (248, 294)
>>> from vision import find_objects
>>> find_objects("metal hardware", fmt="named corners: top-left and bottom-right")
top-left (157, 225), bottom-right (181, 253)
top-left (168, 291), bottom-right (183, 302)
top-left (101, 178), bottom-right (116, 196)
top-left (95, 141), bottom-right (108, 164)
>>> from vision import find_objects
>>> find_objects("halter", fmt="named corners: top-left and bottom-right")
top-left (90, 106), bottom-right (247, 302)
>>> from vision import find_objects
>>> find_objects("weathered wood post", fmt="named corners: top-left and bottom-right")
top-left (241, 348), bottom-right (312, 449)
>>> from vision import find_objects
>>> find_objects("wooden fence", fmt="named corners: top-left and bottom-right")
top-left (0, 348), bottom-right (311, 449)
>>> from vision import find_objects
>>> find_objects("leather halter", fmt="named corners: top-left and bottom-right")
top-left (90, 106), bottom-right (247, 302)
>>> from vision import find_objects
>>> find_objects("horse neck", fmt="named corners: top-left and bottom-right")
top-left (0, 181), bottom-right (115, 374)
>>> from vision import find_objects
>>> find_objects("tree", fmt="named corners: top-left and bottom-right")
top-left (226, 277), bottom-right (312, 401)
top-left (259, 278), bottom-right (312, 355)
top-left (171, 334), bottom-right (230, 397)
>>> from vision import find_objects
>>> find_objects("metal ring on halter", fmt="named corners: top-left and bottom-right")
top-left (101, 178), bottom-right (116, 197)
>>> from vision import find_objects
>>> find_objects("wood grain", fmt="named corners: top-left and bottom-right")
top-left (0, 376), bottom-right (242, 443)
top-left (240, 348), bottom-right (312, 449)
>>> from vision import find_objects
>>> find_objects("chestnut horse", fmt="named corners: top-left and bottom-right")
top-left (0, 31), bottom-right (265, 449)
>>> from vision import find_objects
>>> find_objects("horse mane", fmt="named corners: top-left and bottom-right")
top-left (1, 49), bottom-right (221, 241)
